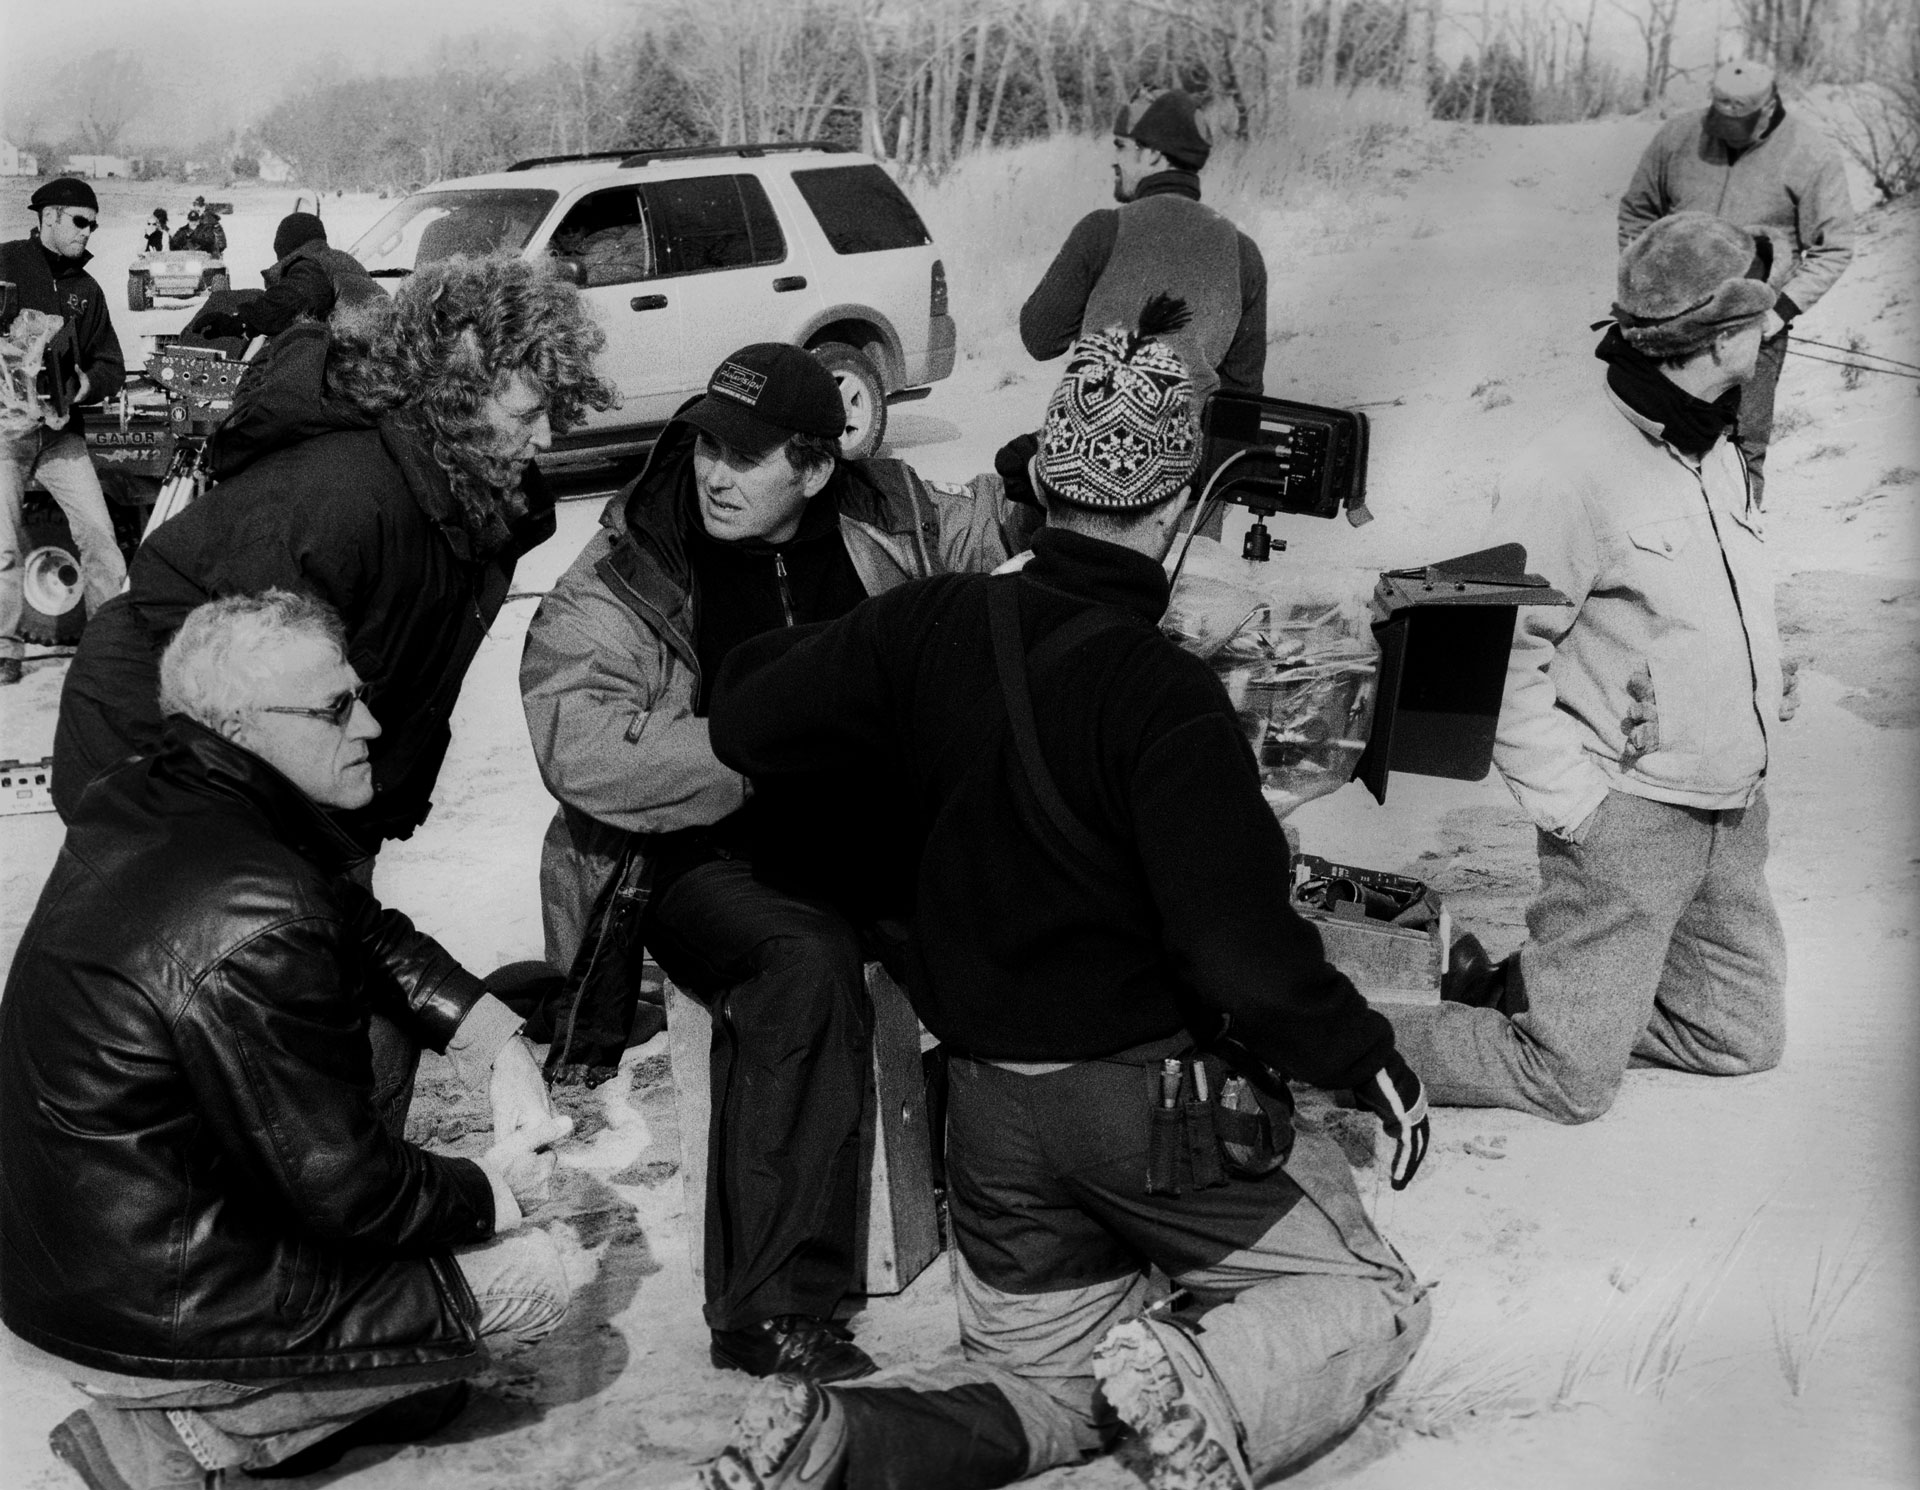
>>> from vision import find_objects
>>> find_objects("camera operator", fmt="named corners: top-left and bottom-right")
top-left (0, 177), bottom-right (127, 686)
top-left (699, 307), bottom-right (1430, 1490)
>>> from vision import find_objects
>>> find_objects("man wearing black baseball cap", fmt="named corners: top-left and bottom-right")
top-left (1020, 88), bottom-right (1267, 405)
top-left (519, 343), bottom-right (1038, 1379)
top-left (0, 177), bottom-right (126, 684)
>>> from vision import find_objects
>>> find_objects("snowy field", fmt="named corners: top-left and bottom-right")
top-left (2, 103), bottom-right (1918, 1489)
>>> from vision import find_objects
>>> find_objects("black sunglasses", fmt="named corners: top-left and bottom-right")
top-left (68, 214), bottom-right (98, 231)
top-left (258, 683), bottom-right (368, 728)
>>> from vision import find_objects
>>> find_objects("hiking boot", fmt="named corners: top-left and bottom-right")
top-left (0, 657), bottom-right (21, 686)
top-left (1440, 933), bottom-right (1502, 1009)
top-left (1094, 1318), bottom-right (1252, 1490)
top-left (244, 1381), bottom-right (470, 1478)
top-left (701, 1377), bottom-right (849, 1490)
top-left (48, 1405), bottom-right (222, 1490)
top-left (711, 1315), bottom-right (877, 1382)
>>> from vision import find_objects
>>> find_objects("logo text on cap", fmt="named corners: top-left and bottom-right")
top-left (711, 362), bottom-right (767, 406)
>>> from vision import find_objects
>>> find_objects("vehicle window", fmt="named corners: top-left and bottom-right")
top-left (350, 189), bottom-right (558, 277)
top-left (548, 188), bottom-right (654, 287)
top-left (641, 175), bottom-right (785, 277)
top-left (790, 165), bottom-right (931, 254)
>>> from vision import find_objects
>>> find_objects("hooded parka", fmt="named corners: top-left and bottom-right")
top-left (51, 322), bottom-right (554, 845)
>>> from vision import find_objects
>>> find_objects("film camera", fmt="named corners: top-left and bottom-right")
top-left (147, 342), bottom-right (247, 436)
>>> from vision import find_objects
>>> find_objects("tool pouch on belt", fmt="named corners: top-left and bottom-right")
top-left (1145, 1053), bottom-right (1293, 1195)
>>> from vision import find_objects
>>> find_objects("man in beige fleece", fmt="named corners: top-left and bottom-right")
top-left (1388, 212), bottom-right (1791, 1124)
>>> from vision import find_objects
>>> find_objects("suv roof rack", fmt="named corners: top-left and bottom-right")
top-left (507, 149), bottom-right (644, 172)
top-left (615, 141), bottom-right (848, 169)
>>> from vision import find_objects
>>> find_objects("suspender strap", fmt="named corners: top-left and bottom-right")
top-left (986, 577), bottom-right (1133, 873)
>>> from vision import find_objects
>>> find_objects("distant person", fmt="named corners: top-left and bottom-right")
top-left (1020, 87), bottom-right (1267, 403)
top-left (200, 211), bottom-right (382, 342)
top-left (1618, 59), bottom-right (1855, 505)
top-left (1390, 212), bottom-right (1790, 1124)
top-left (52, 255), bottom-right (616, 848)
top-left (0, 177), bottom-right (127, 687)
top-left (143, 207), bottom-right (167, 252)
top-left (3, 590), bottom-right (574, 1485)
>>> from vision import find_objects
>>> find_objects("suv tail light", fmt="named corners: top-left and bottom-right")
top-left (930, 259), bottom-right (948, 319)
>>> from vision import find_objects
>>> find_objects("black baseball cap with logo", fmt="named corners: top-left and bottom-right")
top-left (680, 343), bottom-right (846, 459)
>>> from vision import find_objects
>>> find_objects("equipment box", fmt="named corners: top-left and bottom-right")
top-left (1291, 855), bottom-right (1446, 1006)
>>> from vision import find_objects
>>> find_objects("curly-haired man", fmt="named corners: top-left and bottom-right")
top-left (53, 254), bottom-right (617, 850)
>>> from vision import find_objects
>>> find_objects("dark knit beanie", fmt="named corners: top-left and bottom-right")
top-left (1114, 88), bottom-right (1213, 172)
top-left (1039, 294), bottom-right (1200, 510)
top-left (1614, 211), bottom-right (1776, 358)
top-left (274, 211), bottom-right (328, 259)
top-left (29, 178), bottom-right (98, 214)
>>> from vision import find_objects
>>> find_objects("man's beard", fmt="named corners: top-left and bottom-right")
top-left (1111, 170), bottom-right (1136, 204)
top-left (1706, 106), bottom-right (1770, 149)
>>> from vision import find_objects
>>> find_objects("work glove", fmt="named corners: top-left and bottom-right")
top-left (994, 430), bottom-right (1041, 507)
top-left (1354, 1051), bottom-right (1430, 1190)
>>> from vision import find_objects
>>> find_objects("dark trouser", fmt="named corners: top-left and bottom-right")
top-left (51, 593), bottom-right (164, 820)
top-left (642, 857), bottom-right (871, 1331)
top-left (814, 1051), bottom-right (1427, 1490)
top-left (1738, 326), bottom-right (1789, 508)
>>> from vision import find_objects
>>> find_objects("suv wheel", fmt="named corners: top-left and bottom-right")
top-left (18, 500), bottom-right (91, 646)
top-left (128, 273), bottom-right (152, 312)
top-left (812, 342), bottom-right (887, 461)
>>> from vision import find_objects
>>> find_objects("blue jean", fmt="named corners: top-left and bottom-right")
top-left (0, 426), bottom-right (127, 658)
top-left (33, 1226), bottom-right (570, 1471)
top-left (1387, 787), bottom-right (1787, 1122)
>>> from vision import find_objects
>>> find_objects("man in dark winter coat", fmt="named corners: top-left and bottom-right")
top-left (4, 591), bottom-right (573, 1486)
top-left (204, 210), bottom-right (381, 342)
top-left (0, 176), bottom-right (128, 684)
top-left (1020, 89), bottom-right (1266, 403)
top-left (699, 318), bottom-right (1429, 1490)
top-left (52, 254), bottom-right (615, 847)
top-left (520, 343), bottom-right (1037, 1382)
top-left (1618, 59), bottom-right (1854, 505)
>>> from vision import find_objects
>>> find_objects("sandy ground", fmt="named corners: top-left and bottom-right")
top-left (3, 114), bottom-right (1919, 1489)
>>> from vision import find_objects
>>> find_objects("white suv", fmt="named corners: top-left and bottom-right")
top-left (349, 143), bottom-right (955, 468)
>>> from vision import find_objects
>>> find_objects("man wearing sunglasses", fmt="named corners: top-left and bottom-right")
top-left (0, 176), bottom-right (127, 685)
top-left (3, 590), bottom-right (576, 1487)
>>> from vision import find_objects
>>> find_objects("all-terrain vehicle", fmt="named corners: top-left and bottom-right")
top-left (127, 248), bottom-right (229, 311)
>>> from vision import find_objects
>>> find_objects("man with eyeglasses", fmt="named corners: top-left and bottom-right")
top-left (0, 176), bottom-right (127, 685)
top-left (3, 590), bottom-right (577, 1488)
top-left (520, 342), bottom-right (1038, 1382)
top-left (1618, 59), bottom-right (1855, 506)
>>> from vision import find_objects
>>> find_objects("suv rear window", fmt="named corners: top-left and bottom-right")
top-left (791, 165), bottom-right (931, 255)
top-left (641, 175), bottom-right (785, 276)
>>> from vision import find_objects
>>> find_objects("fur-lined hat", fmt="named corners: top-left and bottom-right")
top-left (1614, 211), bottom-right (1776, 358)
top-left (1038, 294), bottom-right (1201, 510)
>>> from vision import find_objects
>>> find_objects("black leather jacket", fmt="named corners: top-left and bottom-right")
top-left (0, 720), bottom-right (496, 1380)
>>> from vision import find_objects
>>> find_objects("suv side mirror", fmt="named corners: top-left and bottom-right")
top-left (549, 255), bottom-right (586, 288)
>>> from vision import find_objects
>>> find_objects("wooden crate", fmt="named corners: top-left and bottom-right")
top-left (666, 963), bottom-right (941, 1297)
top-left (1301, 901), bottom-right (1446, 1005)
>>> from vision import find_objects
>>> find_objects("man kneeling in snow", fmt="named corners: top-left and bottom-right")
top-left (1396, 212), bottom-right (1792, 1123)
top-left (2, 591), bottom-right (573, 1487)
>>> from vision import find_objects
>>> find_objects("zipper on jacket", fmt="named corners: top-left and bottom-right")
top-left (774, 551), bottom-right (796, 627)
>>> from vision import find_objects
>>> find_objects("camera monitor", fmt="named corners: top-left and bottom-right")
top-left (1196, 392), bottom-right (1372, 526)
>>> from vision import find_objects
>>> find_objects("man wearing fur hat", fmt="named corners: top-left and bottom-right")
top-left (1395, 212), bottom-right (1789, 1125)
top-left (0, 177), bottom-right (127, 685)
top-left (1618, 58), bottom-right (1854, 505)
top-left (1020, 88), bottom-right (1266, 404)
top-left (697, 307), bottom-right (1430, 1490)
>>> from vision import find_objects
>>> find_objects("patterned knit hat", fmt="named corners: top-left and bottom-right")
top-left (1038, 294), bottom-right (1200, 510)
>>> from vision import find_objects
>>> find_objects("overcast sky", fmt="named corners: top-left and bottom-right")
top-left (0, 0), bottom-right (1740, 152)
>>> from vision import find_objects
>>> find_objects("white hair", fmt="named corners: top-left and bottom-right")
top-left (157, 590), bottom-right (348, 729)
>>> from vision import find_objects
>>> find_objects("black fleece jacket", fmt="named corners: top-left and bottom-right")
top-left (710, 527), bottom-right (1394, 1083)
top-left (0, 234), bottom-right (126, 431)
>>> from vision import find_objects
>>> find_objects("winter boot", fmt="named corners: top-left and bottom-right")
top-left (1094, 1318), bottom-right (1252, 1490)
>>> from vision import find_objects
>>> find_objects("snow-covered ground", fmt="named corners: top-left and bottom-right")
top-left (3, 111), bottom-right (1918, 1488)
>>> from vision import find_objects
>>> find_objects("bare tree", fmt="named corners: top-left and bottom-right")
top-left (55, 49), bottom-right (153, 156)
top-left (1612, 0), bottom-right (1682, 106)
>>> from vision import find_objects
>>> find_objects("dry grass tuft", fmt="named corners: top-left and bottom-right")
top-left (1769, 1225), bottom-right (1878, 1396)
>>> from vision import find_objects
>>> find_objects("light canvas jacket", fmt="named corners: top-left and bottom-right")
top-left (1617, 108), bottom-right (1854, 318)
top-left (520, 422), bottom-right (1037, 969)
top-left (1490, 381), bottom-right (1783, 839)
